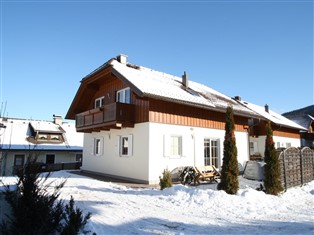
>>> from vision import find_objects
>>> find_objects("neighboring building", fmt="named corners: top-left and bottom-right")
top-left (235, 100), bottom-right (307, 159)
top-left (0, 115), bottom-right (83, 176)
top-left (66, 54), bottom-right (305, 184)
top-left (282, 105), bottom-right (314, 147)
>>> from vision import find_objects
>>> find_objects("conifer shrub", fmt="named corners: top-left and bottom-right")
top-left (61, 196), bottom-right (91, 235)
top-left (263, 122), bottom-right (283, 195)
top-left (0, 157), bottom-right (92, 234)
top-left (159, 169), bottom-right (173, 190)
top-left (217, 105), bottom-right (239, 194)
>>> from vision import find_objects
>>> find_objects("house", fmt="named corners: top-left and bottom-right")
top-left (282, 105), bottom-right (314, 147)
top-left (0, 115), bottom-right (83, 176)
top-left (66, 54), bottom-right (305, 184)
top-left (235, 99), bottom-right (307, 159)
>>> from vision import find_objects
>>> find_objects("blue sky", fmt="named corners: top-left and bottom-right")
top-left (0, 0), bottom-right (313, 121)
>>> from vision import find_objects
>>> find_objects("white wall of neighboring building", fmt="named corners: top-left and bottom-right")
top-left (250, 135), bottom-right (301, 158)
top-left (82, 122), bottom-right (250, 184)
top-left (1, 151), bottom-right (80, 176)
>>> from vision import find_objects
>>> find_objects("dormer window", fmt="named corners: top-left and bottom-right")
top-left (116, 88), bottom-right (130, 104)
top-left (95, 96), bottom-right (105, 108)
top-left (38, 134), bottom-right (48, 140)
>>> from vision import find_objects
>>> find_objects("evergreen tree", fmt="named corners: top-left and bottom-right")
top-left (263, 122), bottom-right (283, 195)
top-left (217, 105), bottom-right (239, 194)
top-left (159, 169), bottom-right (173, 190)
top-left (1, 157), bottom-right (92, 235)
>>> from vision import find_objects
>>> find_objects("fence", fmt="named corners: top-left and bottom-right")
top-left (278, 147), bottom-right (314, 190)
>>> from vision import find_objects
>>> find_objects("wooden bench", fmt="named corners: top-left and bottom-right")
top-left (193, 165), bottom-right (220, 185)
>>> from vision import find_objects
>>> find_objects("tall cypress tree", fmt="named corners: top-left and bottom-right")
top-left (217, 105), bottom-right (239, 194)
top-left (263, 122), bottom-right (283, 195)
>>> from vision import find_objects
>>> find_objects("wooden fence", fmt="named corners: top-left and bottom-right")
top-left (278, 147), bottom-right (314, 190)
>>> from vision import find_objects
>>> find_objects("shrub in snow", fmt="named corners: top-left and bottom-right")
top-left (61, 196), bottom-right (91, 235)
top-left (263, 122), bottom-right (283, 195)
top-left (159, 169), bottom-right (173, 190)
top-left (217, 105), bottom-right (239, 195)
top-left (0, 157), bottom-right (92, 235)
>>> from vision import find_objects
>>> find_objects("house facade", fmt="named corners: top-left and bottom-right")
top-left (282, 105), bottom-right (314, 148)
top-left (0, 115), bottom-right (83, 176)
top-left (66, 54), bottom-right (304, 184)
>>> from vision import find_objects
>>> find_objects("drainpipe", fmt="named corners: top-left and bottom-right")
top-left (190, 128), bottom-right (195, 166)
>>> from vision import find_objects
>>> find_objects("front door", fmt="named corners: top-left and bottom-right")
top-left (204, 138), bottom-right (219, 168)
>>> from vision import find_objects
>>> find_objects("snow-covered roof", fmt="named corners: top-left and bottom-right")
top-left (30, 121), bottom-right (64, 133)
top-left (67, 55), bottom-right (305, 131)
top-left (236, 101), bottom-right (307, 130)
top-left (0, 117), bottom-right (83, 151)
top-left (111, 60), bottom-right (258, 117)
top-left (282, 105), bottom-right (314, 131)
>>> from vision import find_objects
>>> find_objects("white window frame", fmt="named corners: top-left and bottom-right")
top-left (116, 88), bottom-right (131, 104)
top-left (164, 135), bottom-right (182, 158)
top-left (249, 141), bottom-right (258, 154)
top-left (94, 138), bottom-right (103, 156)
top-left (118, 135), bottom-right (133, 157)
top-left (95, 96), bottom-right (105, 108)
top-left (204, 138), bottom-right (220, 168)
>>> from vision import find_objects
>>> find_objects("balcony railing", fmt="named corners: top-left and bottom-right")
top-left (75, 102), bottom-right (135, 132)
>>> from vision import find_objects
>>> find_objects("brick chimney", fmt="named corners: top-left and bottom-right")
top-left (53, 114), bottom-right (62, 125)
top-left (116, 54), bottom-right (128, 64)
top-left (265, 104), bottom-right (269, 113)
top-left (182, 71), bottom-right (189, 88)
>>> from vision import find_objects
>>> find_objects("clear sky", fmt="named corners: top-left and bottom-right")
top-left (0, 0), bottom-right (313, 121)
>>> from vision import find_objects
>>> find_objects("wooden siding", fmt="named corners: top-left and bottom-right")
top-left (250, 120), bottom-right (301, 138)
top-left (148, 99), bottom-right (248, 132)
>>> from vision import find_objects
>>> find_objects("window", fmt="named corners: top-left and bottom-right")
top-left (50, 134), bottom-right (60, 141)
top-left (170, 136), bottom-right (182, 156)
top-left (46, 154), bottom-right (55, 164)
top-left (76, 154), bottom-right (82, 162)
top-left (94, 138), bottom-right (103, 156)
top-left (249, 142), bottom-right (258, 154)
top-left (116, 88), bottom-right (131, 104)
top-left (118, 135), bottom-right (133, 157)
top-left (95, 96), bottom-right (105, 108)
top-left (204, 139), bottom-right (220, 168)
top-left (14, 154), bottom-right (25, 166)
top-left (38, 133), bottom-right (48, 140)
top-left (286, 142), bottom-right (291, 148)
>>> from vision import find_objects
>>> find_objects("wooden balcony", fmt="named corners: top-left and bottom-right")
top-left (75, 103), bottom-right (135, 132)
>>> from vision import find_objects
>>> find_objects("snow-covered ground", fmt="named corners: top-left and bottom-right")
top-left (1, 170), bottom-right (313, 235)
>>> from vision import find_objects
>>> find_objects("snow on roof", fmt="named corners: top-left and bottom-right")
top-left (111, 60), bottom-right (258, 117)
top-left (237, 101), bottom-right (307, 130)
top-left (0, 118), bottom-right (83, 151)
top-left (30, 120), bottom-right (64, 133)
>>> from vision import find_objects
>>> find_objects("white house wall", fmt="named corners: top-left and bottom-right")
top-left (250, 136), bottom-right (301, 158)
top-left (81, 122), bottom-right (250, 184)
top-left (147, 123), bottom-right (249, 184)
top-left (81, 124), bottom-right (150, 183)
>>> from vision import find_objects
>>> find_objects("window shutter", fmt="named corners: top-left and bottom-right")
top-left (116, 136), bottom-right (121, 156)
top-left (127, 134), bottom-right (133, 156)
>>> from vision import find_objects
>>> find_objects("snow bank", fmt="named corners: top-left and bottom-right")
top-left (1, 171), bottom-right (313, 235)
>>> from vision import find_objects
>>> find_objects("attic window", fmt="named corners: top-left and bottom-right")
top-left (117, 88), bottom-right (131, 104)
top-left (95, 96), bottom-right (105, 108)
top-left (38, 134), bottom-right (48, 140)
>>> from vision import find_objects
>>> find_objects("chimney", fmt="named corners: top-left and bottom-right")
top-left (53, 114), bottom-right (62, 125)
top-left (182, 71), bottom-right (189, 88)
top-left (116, 54), bottom-right (128, 64)
top-left (234, 96), bottom-right (241, 101)
top-left (265, 104), bottom-right (269, 113)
